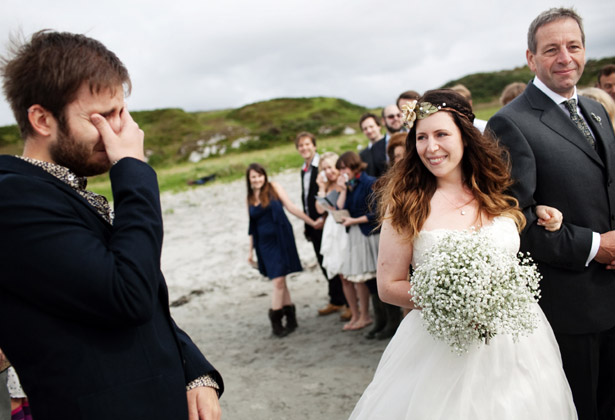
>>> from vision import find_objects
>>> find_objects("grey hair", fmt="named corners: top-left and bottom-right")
top-left (527, 7), bottom-right (584, 53)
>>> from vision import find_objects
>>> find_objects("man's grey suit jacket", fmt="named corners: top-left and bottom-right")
top-left (487, 82), bottom-right (615, 334)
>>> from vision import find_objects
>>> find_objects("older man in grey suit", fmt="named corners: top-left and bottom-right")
top-left (487, 8), bottom-right (615, 420)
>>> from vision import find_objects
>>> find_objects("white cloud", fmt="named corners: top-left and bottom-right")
top-left (0, 0), bottom-right (613, 126)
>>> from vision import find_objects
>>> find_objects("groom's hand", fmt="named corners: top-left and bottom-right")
top-left (595, 231), bottom-right (615, 269)
top-left (187, 386), bottom-right (221, 420)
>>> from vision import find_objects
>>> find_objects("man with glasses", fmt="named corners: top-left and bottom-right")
top-left (381, 104), bottom-right (404, 144)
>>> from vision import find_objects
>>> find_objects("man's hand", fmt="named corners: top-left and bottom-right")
top-left (595, 231), bottom-right (615, 269)
top-left (187, 386), bottom-right (221, 420)
top-left (91, 106), bottom-right (145, 164)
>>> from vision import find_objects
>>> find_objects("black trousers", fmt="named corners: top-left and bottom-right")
top-left (555, 324), bottom-right (615, 420)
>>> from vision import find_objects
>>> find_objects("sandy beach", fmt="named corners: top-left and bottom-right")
top-left (160, 169), bottom-right (389, 420)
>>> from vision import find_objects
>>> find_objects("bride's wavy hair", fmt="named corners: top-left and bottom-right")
top-left (246, 163), bottom-right (279, 208)
top-left (374, 89), bottom-right (525, 241)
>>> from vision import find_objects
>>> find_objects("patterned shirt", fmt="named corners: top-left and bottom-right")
top-left (17, 156), bottom-right (114, 224)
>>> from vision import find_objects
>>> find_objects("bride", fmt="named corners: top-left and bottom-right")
top-left (348, 90), bottom-right (577, 419)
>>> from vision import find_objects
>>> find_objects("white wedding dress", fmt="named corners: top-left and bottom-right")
top-left (349, 217), bottom-right (577, 420)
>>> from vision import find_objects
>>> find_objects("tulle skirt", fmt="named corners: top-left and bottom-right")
top-left (340, 225), bottom-right (379, 283)
top-left (349, 303), bottom-right (577, 420)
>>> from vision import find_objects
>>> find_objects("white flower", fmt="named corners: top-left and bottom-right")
top-left (410, 230), bottom-right (541, 355)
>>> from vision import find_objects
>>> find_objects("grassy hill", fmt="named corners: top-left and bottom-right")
top-left (1, 56), bottom-right (613, 197)
top-left (442, 57), bottom-right (615, 103)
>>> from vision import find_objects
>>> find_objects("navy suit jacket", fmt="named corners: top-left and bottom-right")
top-left (360, 137), bottom-right (387, 178)
top-left (301, 159), bottom-right (321, 241)
top-left (0, 156), bottom-right (223, 420)
top-left (487, 82), bottom-right (615, 334)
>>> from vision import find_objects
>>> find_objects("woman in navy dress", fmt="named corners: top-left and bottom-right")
top-left (246, 163), bottom-right (322, 337)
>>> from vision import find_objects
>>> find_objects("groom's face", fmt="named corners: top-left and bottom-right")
top-left (527, 17), bottom-right (585, 98)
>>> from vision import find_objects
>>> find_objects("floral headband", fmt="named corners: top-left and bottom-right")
top-left (401, 100), bottom-right (471, 130)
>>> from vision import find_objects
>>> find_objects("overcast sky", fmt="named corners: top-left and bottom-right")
top-left (0, 0), bottom-right (613, 126)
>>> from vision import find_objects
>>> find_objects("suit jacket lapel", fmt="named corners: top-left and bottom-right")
top-left (526, 84), bottom-right (603, 167)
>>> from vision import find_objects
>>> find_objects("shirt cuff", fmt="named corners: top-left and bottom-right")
top-left (186, 374), bottom-right (220, 394)
top-left (586, 231), bottom-right (601, 266)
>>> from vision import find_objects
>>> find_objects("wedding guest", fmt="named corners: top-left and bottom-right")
top-left (381, 104), bottom-right (404, 153)
top-left (295, 132), bottom-right (347, 318)
top-left (596, 64), bottom-right (615, 101)
top-left (349, 89), bottom-right (576, 419)
top-left (396, 90), bottom-right (421, 110)
top-left (450, 84), bottom-right (487, 132)
top-left (359, 114), bottom-right (402, 339)
top-left (358, 113), bottom-right (386, 178)
top-left (386, 132), bottom-right (407, 165)
top-left (579, 87), bottom-right (615, 130)
top-left (487, 9), bottom-right (615, 418)
top-left (314, 153), bottom-right (353, 327)
top-left (247, 163), bottom-right (321, 337)
top-left (335, 152), bottom-right (380, 331)
top-left (499, 82), bottom-right (527, 106)
top-left (314, 152), bottom-right (345, 279)
top-left (0, 30), bottom-right (222, 420)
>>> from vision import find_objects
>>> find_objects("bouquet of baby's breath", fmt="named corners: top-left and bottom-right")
top-left (410, 229), bottom-right (541, 355)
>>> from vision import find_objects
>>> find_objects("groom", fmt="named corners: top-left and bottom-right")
top-left (487, 8), bottom-right (615, 420)
top-left (0, 31), bottom-right (222, 420)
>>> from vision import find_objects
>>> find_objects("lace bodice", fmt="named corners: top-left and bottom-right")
top-left (412, 216), bottom-right (520, 268)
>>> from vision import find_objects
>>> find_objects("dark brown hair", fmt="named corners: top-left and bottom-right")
top-left (336, 151), bottom-right (367, 173)
top-left (598, 64), bottom-right (615, 83)
top-left (386, 132), bottom-right (407, 164)
top-left (375, 89), bottom-right (524, 241)
top-left (396, 90), bottom-right (420, 108)
top-left (359, 112), bottom-right (380, 129)
top-left (1, 30), bottom-right (131, 139)
top-left (246, 163), bottom-right (279, 208)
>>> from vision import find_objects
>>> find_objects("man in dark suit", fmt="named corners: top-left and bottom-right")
top-left (487, 8), bottom-right (615, 419)
top-left (295, 132), bottom-right (346, 316)
top-left (358, 113), bottom-right (387, 178)
top-left (0, 31), bottom-right (222, 420)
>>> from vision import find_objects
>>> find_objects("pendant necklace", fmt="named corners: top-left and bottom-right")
top-left (437, 189), bottom-right (474, 216)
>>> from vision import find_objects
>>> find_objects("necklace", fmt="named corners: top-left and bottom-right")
top-left (437, 189), bottom-right (474, 216)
